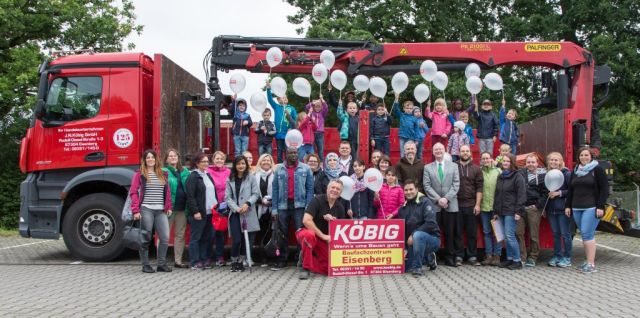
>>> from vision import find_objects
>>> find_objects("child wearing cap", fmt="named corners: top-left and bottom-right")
top-left (391, 92), bottom-right (419, 158)
top-left (230, 94), bottom-right (253, 158)
top-left (472, 96), bottom-right (499, 155)
top-left (447, 121), bottom-right (470, 162)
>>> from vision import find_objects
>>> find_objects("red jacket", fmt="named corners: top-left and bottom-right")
top-left (129, 170), bottom-right (172, 214)
top-left (298, 116), bottom-right (318, 145)
top-left (373, 183), bottom-right (405, 219)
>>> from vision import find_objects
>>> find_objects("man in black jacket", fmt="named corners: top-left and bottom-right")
top-left (396, 180), bottom-right (441, 277)
top-left (517, 154), bottom-right (548, 267)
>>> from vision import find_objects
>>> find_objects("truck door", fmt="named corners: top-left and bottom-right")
top-left (28, 70), bottom-right (110, 171)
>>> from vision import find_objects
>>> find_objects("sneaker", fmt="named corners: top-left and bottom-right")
top-left (411, 268), bottom-right (424, 277)
top-left (576, 261), bottom-right (588, 271)
top-left (237, 261), bottom-right (245, 272)
top-left (203, 260), bottom-right (213, 269)
top-left (299, 268), bottom-right (310, 280)
top-left (581, 263), bottom-right (597, 274)
top-left (547, 256), bottom-right (560, 267)
top-left (142, 265), bottom-right (155, 273)
top-left (230, 262), bottom-right (238, 273)
top-left (525, 258), bottom-right (536, 267)
top-left (490, 255), bottom-right (502, 267)
top-left (156, 265), bottom-right (172, 272)
top-left (271, 261), bottom-right (287, 271)
top-left (498, 260), bottom-right (513, 268)
top-left (481, 255), bottom-right (493, 266)
top-left (191, 262), bottom-right (204, 270)
top-left (508, 261), bottom-right (523, 270)
top-left (455, 257), bottom-right (463, 267)
top-left (468, 257), bottom-right (481, 266)
top-left (215, 258), bottom-right (226, 267)
top-left (557, 257), bottom-right (572, 268)
top-left (428, 252), bottom-right (438, 271)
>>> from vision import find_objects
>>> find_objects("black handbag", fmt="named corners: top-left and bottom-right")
top-left (123, 221), bottom-right (151, 250)
top-left (263, 219), bottom-right (285, 259)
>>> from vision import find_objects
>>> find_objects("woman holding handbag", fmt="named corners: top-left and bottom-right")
top-left (207, 151), bottom-right (231, 267)
top-left (129, 150), bottom-right (173, 273)
top-left (162, 148), bottom-right (190, 268)
top-left (185, 152), bottom-right (218, 270)
top-left (254, 154), bottom-right (275, 266)
top-left (225, 156), bottom-right (261, 272)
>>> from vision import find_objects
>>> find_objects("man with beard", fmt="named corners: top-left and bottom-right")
top-left (296, 179), bottom-right (347, 279)
top-left (456, 145), bottom-right (483, 266)
top-left (271, 147), bottom-right (315, 270)
top-left (395, 141), bottom-right (425, 193)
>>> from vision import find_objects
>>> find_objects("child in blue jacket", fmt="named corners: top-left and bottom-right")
top-left (499, 99), bottom-right (519, 155)
top-left (266, 82), bottom-right (297, 162)
top-left (391, 92), bottom-right (419, 158)
top-left (337, 101), bottom-right (360, 159)
top-left (413, 106), bottom-right (429, 162)
top-left (230, 95), bottom-right (252, 158)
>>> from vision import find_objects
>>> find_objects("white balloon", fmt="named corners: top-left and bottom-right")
top-left (369, 77), bottom-right (387, 98)
top-left (353, 75), bottom-right (370, 92)
top-left (292, 77), bottom-right (311, 98)
top-left (391, 72), bottom-right (409, 94)
top-left (266, 47), bottom-right (283, 68)
top-left (229, 73), bottom-right (246, 94)
top-left (270, 77), bottom-right (287, 98)
top-left (465, 63), bottom-right (482, 79)
top-left (484, 72), bottom-right (504, 91)
top-left (545, 169), bottom-right (565, 192)
top-left (444, 152), bottom-right (453, 163)
top-left (284, 129), bottom-right (303, 149)
top-left (339, 176), bottom-right (356, 200)
top-left (413, 84), bottom-right (431, 103)
top-left (420, 60), bottom-right (438, 81)
top-left (433, 71), bottom-right (449, 91)
top-left (311, 64), bottom-right (328, 84)
top-left (250, 92), bottom-right (267, 113)
top-left (330, 70), bottom-right (347, 90)
top-left (363, 168), bottom-right (384, 192)
top-left (465, 76), bottom-right (483, 95)
top-left (320, 50), bottom-right (335, 69)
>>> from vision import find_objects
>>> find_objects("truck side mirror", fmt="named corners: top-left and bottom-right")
top-left (35, 99), bottom-right (46, 120)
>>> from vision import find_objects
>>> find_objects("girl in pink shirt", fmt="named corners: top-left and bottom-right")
top-left (425, 98), bottom-right (452, 160)
top-left (374, 169), bottom-right (405, 219)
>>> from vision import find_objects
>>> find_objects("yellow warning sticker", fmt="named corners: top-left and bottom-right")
top-left (399, 47), bottom-right (408, 55)
top-left (525, 43), bottom-right (561, 52)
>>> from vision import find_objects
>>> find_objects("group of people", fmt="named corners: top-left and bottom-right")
top-left (126, 88), bottom-right (608, 278)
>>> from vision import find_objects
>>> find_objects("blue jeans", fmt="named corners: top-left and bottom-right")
top-left (314, 132), bottom-right (324, 161)
top-left (509, 142), bottom-right (518, 155)
top-left (406, 230), bottom-right (440, 271)
top-left (399, 137), bottom-right (411, 158)
top-left (188, 214), bottom-right (213, 266)
top-left (373, 137), bottom-right (390, 156)
top-left (415, 139), bottom-right (424, 162)
top-left (276, 138), bottom-right (286, 163)
top-left (298, 144), bottom-right (314, 162)
top-left (277, 207), bottom-right (305, 261)
top-left (572, 207), bottom-right (599, 241)
top-left (500, 215), bottom-right (520, 262)
top-left (480, 212), bottom-right (502, 256)
top-left (547, 211), bottom-right (572, 259)
top-left (258, 143), bottom-right (272, 157)
top-left (234, 135), bottom-right (249, 158)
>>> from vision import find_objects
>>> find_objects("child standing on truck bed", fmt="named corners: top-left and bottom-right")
top-left (500, 99), bottom-right (520, 155)
top-left (255, 108), bottom-right (276, 157)
top-left (413, 106), bottom-right (429, 162)
top-left (473, 97), bottom-right (500, 155)
top-left (230, 95), bottom-right (252, 159)
top-left (296, 111), bottom-right (318, 161)
top-left (305, 94), bottom-right (328, 161)
top-left (391, 92), bottom-right (419, 158)
top-left (369, 103), bottom-right (391, 156)
top-left (425, 98), bottom-right (452, 161)
top-left (266, 82), bottom-right (297, 163)
top-left (337, 100), bottom-right (360, 159)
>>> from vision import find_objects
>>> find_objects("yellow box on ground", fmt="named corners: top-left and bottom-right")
top-left (331, 248), bottom-right (403, 267)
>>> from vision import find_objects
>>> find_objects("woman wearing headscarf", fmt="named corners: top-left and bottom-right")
top-left (314, 152), bottom-right (347, 195)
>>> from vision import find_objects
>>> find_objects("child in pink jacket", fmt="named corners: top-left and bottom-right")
top-left (297, 111), bottom-right (318, 161)
top-left (425, 98), bottom-right (452, 160)
top-left (374, 169), bottom-right (405, 219)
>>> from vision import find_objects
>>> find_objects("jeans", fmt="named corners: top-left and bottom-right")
top-left (572, 207), bottom-right (599, 241)
top-left (277, 207), bottom-right (305, 261)
top-left (168, 210), bottom-right (187, 265)
top-left (406, 230), bottom-right (440, 271)
top-left (416, 139), bottom-right (424, 162)
top-left (139, 207), bottom-right (170, 266)
top-left (480, 211), bottom-right (502, 256)
top-left (258, 143), bottom-right (272, 157)
top-left (399, 137), bottom-right (410, 158)
top-left (234, 135), bottom-right (249, 158)
top-left (460, 207), bottom-right (478, 259)
top-left (373, 137), bottom-right (390, 156)
top-left (350, 139), bottom-right (359, 160)
top-left (298, 144), bottom-right (314, 162)
top-left (478, 138), bottom-right (494, 155)
top-left (509, 142), bottom-right (518, 155)
top-left (314, 132), bottom-right (324, 161)
top-left (501, 215), bottom-right (521, 262)
top-left (188, 214), bottom-right (213, 266)
top-left (229, 213), bottom-right (256, 260)
top-left (211, 230), bottom-right (225, 260)
top-left (547, 211), bottom-right (573, 259)
top-left (276, 138), bottom-right (287, 163)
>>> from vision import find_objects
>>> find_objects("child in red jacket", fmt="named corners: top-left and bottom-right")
top-left (374, 169), bottom-right (405, 219)
top-left (297, 111), bottom-right (317, 161)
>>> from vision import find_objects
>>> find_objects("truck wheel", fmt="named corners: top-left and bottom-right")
top-left (62, 193), bottom-right (126, 262)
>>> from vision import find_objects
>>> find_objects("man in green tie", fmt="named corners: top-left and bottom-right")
top-left (423, 143), bottom-right (461, 267)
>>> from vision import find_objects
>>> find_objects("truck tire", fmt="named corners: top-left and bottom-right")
top-left (62, 193), bottom-right (126, 262)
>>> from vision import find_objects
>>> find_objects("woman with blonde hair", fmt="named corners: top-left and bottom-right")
top-left (207, 151), bottom-right (231, 267)
top-left (545, 152), bottom-right (573, 268)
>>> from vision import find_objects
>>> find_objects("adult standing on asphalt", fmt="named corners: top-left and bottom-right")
top-left (271, 147), bottom-right (315, 270)
top-left (207, 151), bottom-right (231, 267)
top-left (479, 152), bottom-right (502, 266)
top-left (395, 141), bottom-right (425, 193)
top-left (395, 180), bottom-right (440, 277)
top-left (518, 154), bottom-right (547, 267)
top-left (297, 179), bottom-right (347, 279)
top-left (254, 154), bottom-right (275, 266)
top-left (129, 150), bottom-right (173, 273)
top-left (423, 142), bottom-right (461, 267)
top-left (162, 148), bottom-right (190, 268)
top-left (565, 147), bottom-right (609, 274)
top-left (545, 152), bottom-right (573, 268)
top-left (185, 152), bottom-right (217, 270)
top-left (456, 145), bottom-right (483, 266)
top-left (493, 153), bottom-right (526, 270)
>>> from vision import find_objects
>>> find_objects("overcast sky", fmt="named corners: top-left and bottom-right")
top-left (124, 0), bottom-right (301, 119)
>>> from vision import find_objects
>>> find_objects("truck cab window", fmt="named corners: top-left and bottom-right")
top-left (44, 76), bottom-right (102, 122)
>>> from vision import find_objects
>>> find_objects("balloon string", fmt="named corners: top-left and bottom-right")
top-left (442, 90), bottom-right (446, 101)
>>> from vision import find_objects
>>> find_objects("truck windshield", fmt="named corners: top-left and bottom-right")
top-left (44, 76), bottom-right (102, 122)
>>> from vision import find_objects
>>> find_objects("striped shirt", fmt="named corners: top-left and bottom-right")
top-left (142, 171), bottom-right (165, 210)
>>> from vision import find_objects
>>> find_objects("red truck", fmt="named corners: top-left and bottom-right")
top-left (19, 36), bottom-right (611, 261)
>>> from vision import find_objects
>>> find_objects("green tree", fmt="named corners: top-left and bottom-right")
top-left (0, 0), bottom-right (142, 228)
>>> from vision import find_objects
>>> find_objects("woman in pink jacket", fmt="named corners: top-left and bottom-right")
top-left (374, 168), bottom-right (405, 219)
top-left (207, 151), bottom-right (231, 267)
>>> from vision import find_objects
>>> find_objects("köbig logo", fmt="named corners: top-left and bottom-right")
top-left (332, 220), bottom-right (402, 244)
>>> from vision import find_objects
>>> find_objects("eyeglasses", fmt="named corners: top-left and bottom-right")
top-left (199, 160), bottom-right (209, 163)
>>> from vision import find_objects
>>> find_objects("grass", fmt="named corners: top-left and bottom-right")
top-left (0, 227), bottom-right (18, 237)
